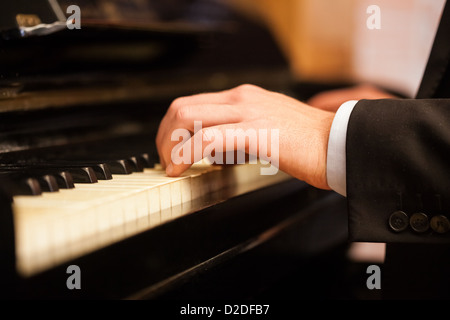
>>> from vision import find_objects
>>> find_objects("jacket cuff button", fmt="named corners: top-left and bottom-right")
top-left (410, 212), bottom-right (429, 233)
top-left (389, 211), bottom-right (409, 232)
top-left (430, 215), bottom-right (450, 234)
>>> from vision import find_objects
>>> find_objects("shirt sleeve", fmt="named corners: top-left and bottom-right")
top-left (326, 100), bottom-right (358, 197)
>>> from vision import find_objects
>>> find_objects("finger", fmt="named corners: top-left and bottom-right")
top-left (156, 115), bottom-right (171, 168)
top-left (156, 103), bottom-right (245, 169)
top-left (171, 104), bottom-right (243, 130)
top-left (166, 123), bottom-right (258, 177)
top-left (158, 125), bottom-right (192, 170)
top-left (172, 89), bottom-right (233, 107)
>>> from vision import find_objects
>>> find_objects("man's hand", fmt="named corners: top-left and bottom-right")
top-left (307, 84), bottom-right (397, 112)
top-left (156, 84), bottom-right (334, 190)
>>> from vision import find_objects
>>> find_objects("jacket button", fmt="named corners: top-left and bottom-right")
top-left (410, 212), bottom-right (429, 233)
top-left (430, 215), bottom-right (450, 234)
top-left (389, 211), bottom-right (409, 232)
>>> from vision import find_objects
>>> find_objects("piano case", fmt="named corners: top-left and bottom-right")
top-left (0, 0), bottom-right (350, 300)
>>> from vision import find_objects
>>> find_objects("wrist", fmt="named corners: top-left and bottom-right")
top-left (315, 110), bottom-right (335, 190)
top-left (292, 106), bottom-right (334, 190)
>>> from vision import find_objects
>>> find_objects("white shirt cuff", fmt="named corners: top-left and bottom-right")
top-left (326, 100), bottom-right (358, 197)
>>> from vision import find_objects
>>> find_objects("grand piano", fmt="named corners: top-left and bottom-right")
top-left (0, 0), bottom-right (351, 300)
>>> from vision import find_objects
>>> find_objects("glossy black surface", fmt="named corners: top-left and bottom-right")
top-left (0, 0), bottom-right (354, 300)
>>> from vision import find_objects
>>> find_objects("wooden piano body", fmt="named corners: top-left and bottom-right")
top-left (0, 0), bottom-right (349, 300)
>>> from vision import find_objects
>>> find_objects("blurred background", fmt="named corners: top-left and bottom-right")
top-left (230, 0), bottom-right (442, 98)
top-left (3, 0), bottom-right (445, 300)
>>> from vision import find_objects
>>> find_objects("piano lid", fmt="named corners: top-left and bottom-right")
top-left (0, 0), bottom-right (290, 113)
top-left (0, 0), bottom-right (235, 40)
top-left (0, 0), bottom-right (66, 39)
top-left (0, 0), bottom-right (240, 103)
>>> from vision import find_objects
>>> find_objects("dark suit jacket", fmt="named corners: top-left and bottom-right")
top-left (346, 1), bottom-right (450, 298)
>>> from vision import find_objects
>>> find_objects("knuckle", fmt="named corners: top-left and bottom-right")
top-left (237, 83), bottom-right (257, 91)
top-left (170, 97), bottom-right (186, 111)
top-left (175, 106), bottom-right (189, 121)
top-left (230, 84), bottom-right (259, 101)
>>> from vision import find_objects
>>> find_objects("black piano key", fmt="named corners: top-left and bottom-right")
top-left (67, 167), bottom-right (98, 183)
top-left (9, 177), bottom-right (42, 196)
top-left (37, 175), bottom-right (59, 192)
top-left (137, 153), bottom-right (153, 168)
top-left (83, 163), bottom-right (112, 180)
top-left (46, 159), bottom-right (132, 175)
top-left (19, 168), bottom-right (74, 189)
top-left (39, 162), bottom-right (112, 180)
top-left (79, 158), bottom-right (138, 174)
top-left (105, 159), bottom-right (134, 174)
top-left (13, 163), bottom-right (99, 183)
top-left (0, 171), bottom-right (51, 195)
top-left (52, 171), bottom-right (75, 189)
top-left (0, 165), bottom-right (86, 187)
top-left (128, 156), bottom-right (144, 172)
top-left (22, 178), bottom-right (42, 196)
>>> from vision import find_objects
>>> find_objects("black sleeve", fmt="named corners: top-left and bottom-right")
top-left (346, 98), bottom-right (450, 243)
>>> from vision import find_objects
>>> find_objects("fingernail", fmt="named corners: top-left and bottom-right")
top-left (166, 163), bottom-right (174, 176)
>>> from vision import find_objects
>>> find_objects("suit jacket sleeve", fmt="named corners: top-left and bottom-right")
top-left (346, 98), bottom-right (450, 243)
top-left (346, 1), bottom-right (450, 243)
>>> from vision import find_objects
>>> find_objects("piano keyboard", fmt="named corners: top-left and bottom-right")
top-left (10, 161), bottom-right (290, 277)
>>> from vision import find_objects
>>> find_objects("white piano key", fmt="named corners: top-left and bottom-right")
top-left (13, 196), bottom-right (92, 276)
top-left (159, 183), bottom-right (171, 221)
top-left (74, 184), bottom-right (149, 226)
top-left (148, 187), bottom-right (161, 227)
top-left (98, 178), bottom-right (173, 211)
top-left (180, 177), bottom-right (192, 203)
top-left (105, 176), bottom-right (185, 214)
top-left (12, 162), bottom-right (292, 277)
top-left (182, 169), bottom-right (208, 200)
